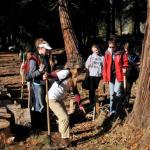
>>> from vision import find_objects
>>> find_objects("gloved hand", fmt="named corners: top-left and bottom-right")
top-left (43, 73), bottom-right (48, 80)
top-left (39, 63), bottom-right (45, 73)
top-left (75, 95), bottom-right (86, 114)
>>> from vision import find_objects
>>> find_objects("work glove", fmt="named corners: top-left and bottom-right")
top-left (75, 95), bottom-right (86, 114)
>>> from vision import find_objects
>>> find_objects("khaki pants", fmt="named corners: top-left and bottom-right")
top-left (49, 100), bottom-right (69, 139)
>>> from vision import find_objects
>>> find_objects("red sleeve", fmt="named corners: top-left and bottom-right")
top-left (49, 71), bottom-right (58, 79)
top-left (103, 54), bottom-right (108, 82)
top-left (123, 52), bottom-right (128, 68)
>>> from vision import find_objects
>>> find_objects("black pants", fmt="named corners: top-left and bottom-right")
top-left (89, 89), bottom-right (96, 106)
top-left (88, 76), bottom-right (101, 107)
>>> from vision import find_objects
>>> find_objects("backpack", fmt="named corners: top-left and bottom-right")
top-left (23, 55), bottom-right (40, 81)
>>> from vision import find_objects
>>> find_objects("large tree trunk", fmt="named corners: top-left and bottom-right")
top-left (58, 0), bottom-right (83, 68)
top-left (127, 0), bottom-right (150, 129)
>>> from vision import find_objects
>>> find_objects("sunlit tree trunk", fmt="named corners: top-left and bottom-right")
top-left (58, 0), bottom-right (83, 68)
top-left (127, 0), bottom-right (150, 128)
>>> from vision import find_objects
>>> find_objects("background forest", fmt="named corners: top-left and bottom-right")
top-left (0, 0), bottom-right (147, 57)
top-left (0, 1), bottom-right (150, 149)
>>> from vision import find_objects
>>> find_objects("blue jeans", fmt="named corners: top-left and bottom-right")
top-left (109, 78), bottom-right (123, 113)
top-left (32, 83), bottom-right (44, 112)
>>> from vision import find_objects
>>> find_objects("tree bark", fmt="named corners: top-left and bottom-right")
top-left (106, 0), bottom-right (111, 40)
top-left (133, 0), bottom-right (141, 36)
top-left (127, 0), bottom-right (150, 128)
top-left (111, 0), bottom-right (116, 35)
top-left (58, 0), bottom-right (83, 68)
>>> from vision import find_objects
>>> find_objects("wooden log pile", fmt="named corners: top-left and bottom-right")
top-left (0, 85), bottom-right (15, 147)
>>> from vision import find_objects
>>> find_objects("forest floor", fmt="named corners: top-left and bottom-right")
top-left (0, 52), bottom-right (146, 150)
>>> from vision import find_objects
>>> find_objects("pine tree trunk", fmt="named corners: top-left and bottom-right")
top-left (58, 0), bottom-right (83, 68)
top-left (106, 0), bottom-right (111, 40)
top-left (133, 0), bottom-right (141, 36)
top-left (127, 0), bottom-right (150, 128)
top-left (111, 0), bottom-right (116, 35)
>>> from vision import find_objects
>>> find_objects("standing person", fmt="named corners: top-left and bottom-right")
top-left (85, 45), bottom-right (104, 110)
top-left (123, 42), bottom-right (140, 101)
top-left (29, 38), bottom-right (52, 112)
top-left (103, 39), bottom-right (128, 115)
top-left (26, 39), bottom-right (52, 130)
top-left (43, 68), bottom-right (85, 147)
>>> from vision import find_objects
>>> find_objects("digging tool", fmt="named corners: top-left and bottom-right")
top-left (102, 83), bottom-right (107, 101)
top-left (20, 73), bottom-right (24, 100)
top-left (45, 75), bottom-right (51, 145)
top-left (20, 54), bottom-right (26, 100)
top-left (123, 74), bottom-right (127, 90)
top-left (28, 82), bottom-right (31, 109)
top-left (123, 74), bottom-right (129, 116)
top-left (103, 83), bottom-right (106, 94)
top-left (25, 81), bottom-right (32, 127)
top-left (92, 104), bottom-right (96, 121)
top-left (92, 90), bottom-right (99, 121)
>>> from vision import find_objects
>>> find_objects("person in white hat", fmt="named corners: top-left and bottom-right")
top-left (26, 38), bottom-right (52, 131)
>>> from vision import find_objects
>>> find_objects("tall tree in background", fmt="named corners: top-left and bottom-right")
top-left (106, 0), bottom-right (111, 40)
top-left (111, 0), bottom-right (116, 35)
top-left (133, 0), bottom-right (141, 35)
top-left (58, 0), bottom-right (83, 68)
top-left (127, 0), bottom-right (150, 128)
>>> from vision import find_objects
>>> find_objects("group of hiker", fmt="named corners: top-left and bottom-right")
top-left (19, 37), bottom-right (140, 147)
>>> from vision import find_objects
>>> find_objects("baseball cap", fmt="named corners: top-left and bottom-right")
top-left (38, 43), bottom-right (52, 50)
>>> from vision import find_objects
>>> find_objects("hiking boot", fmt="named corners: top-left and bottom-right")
top-left (59, 138), bottom-right (70, 148)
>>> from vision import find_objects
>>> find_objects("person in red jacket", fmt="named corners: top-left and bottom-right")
top-left (103, 39), bottom-right (128, 115)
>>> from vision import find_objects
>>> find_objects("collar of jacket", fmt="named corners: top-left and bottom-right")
top-left (106, 50), bottom-right (123, 55)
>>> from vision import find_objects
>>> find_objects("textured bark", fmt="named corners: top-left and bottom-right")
top-left (127, 0), bottom-right (150, 128)
top-left (58, 0), bottom-right (83, 68)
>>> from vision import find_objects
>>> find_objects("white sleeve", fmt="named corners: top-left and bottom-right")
top-left (57, 70), bottom-right (70, 80)
top-left (101, 56), bottom-right (104, 65)
top-left (85, 55), bottom-right (91, 69)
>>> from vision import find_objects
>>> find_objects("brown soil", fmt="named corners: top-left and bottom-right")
top-left (0, 52), bottom-right (147, 150)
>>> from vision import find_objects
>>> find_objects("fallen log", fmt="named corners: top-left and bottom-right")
top-left (0, 107), bottom-right (7, 113)
top-left (0, 112), bottom-right (11, 120)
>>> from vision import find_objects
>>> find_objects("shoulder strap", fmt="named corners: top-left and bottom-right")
top-left (24, 55), bottom-right (40, 74)
top-left (57, 69), bottom-right (71, 85)
top-left (29, 55), bottom-right (40, 65)
top-left (57, 76), bottom-right (70, 85)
